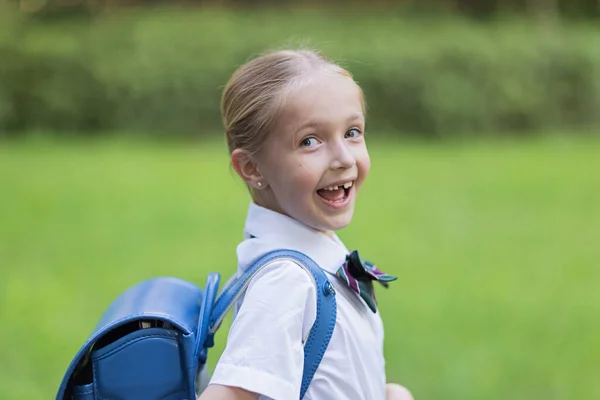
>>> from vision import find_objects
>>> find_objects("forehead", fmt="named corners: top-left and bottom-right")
top-left (275, 73), bottom-right (364, 132)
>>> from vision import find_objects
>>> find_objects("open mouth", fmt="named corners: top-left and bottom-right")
top-left (316, 180), bottom-right (354, 206)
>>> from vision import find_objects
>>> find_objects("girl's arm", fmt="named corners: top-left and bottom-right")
top-left (198, 384), bottom-right (259, 400)
top-left (199, 262), bottom-right (316, 400)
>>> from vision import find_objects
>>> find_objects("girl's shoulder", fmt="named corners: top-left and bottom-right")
top-left (244, 256), bottom-right (318, 297)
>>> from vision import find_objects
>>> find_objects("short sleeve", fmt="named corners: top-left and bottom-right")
top-left (208, 261), bottom-right (318, 400)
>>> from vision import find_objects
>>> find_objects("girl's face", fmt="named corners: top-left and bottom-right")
top-left (254, 72), bottom-right (370, 234)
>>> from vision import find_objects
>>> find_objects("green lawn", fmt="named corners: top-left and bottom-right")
top-left (1, 137), bottom-right (599, 399)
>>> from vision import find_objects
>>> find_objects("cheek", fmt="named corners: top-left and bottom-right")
top-left (288, 162), bottom-right (320, 194)
top-left (356, 146), bottom-right (371, 187)
top-left (267, 157), bottom-right (318, 196)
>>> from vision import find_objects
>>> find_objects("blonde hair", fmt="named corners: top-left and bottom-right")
top-left (221, 49), bottom-right (364, 156)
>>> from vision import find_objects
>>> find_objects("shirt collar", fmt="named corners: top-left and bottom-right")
top-left (238, 202), bottom-right (349, 275)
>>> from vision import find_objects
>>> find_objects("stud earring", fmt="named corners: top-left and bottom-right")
top-left (257, 181), bottom-right (263, 188)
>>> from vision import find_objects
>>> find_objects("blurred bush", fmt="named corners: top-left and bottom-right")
top-left (1, 7), bottom-right (600, 138)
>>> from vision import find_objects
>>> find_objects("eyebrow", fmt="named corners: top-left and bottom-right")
top-left (294, 113), bottom-right (365, 134)
top-left (347, 112), bottom-right (365, 123)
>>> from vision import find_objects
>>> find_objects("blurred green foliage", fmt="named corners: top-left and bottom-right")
top-left (1, 8), bottom-right (600, 138)
top-left (1, 137), bottom-right (599, 398)
top-left (9, 0), bottom-right (600, 19)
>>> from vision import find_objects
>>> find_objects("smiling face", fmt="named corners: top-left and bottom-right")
top-left (253, 72), bottom-right (371, 233)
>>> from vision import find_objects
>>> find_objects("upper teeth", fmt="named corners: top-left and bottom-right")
top-left (323, 181), bottom-right (353, 191)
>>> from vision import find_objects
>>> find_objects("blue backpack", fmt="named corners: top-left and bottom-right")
top-left (56, 250), bottom-right (337, 400)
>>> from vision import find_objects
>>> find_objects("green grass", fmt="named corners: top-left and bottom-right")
top-left (1, 137), bottom-right (599, 399)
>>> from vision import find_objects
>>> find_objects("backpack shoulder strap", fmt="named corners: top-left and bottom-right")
top-left (208, 249), bottom-right (337, 399)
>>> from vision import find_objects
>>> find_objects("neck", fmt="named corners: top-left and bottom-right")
top-left (320, 230), bottom-right (334, 239)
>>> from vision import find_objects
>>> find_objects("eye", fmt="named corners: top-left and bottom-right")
top-left (345, 128), bottom-right (362, 139)
top-left (300, 136), bottom-right (320, 147)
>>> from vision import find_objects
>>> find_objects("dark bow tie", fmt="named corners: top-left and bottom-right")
top-left (335, 250), bottom-right (397, 313)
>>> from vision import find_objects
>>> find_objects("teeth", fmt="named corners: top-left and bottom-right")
top-left (322, 181), bottom-right (354, 191)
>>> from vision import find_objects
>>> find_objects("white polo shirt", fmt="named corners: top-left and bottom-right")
top-left (209, 203), bottom-right (386, 400)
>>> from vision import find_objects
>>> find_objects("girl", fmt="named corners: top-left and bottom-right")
top-left (199, 49), bottom-right (413, 400)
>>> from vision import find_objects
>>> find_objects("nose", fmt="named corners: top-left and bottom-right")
top-left (329, 139), bottom-right (356, 170)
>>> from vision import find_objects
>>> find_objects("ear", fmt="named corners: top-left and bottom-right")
top-left (231, 149), bottom-right (264, 189)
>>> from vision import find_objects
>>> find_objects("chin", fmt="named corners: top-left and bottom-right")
top-left (292, 203), bottom-right (356, 232)
top-left (316, 212), bottom-right (354, 232)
